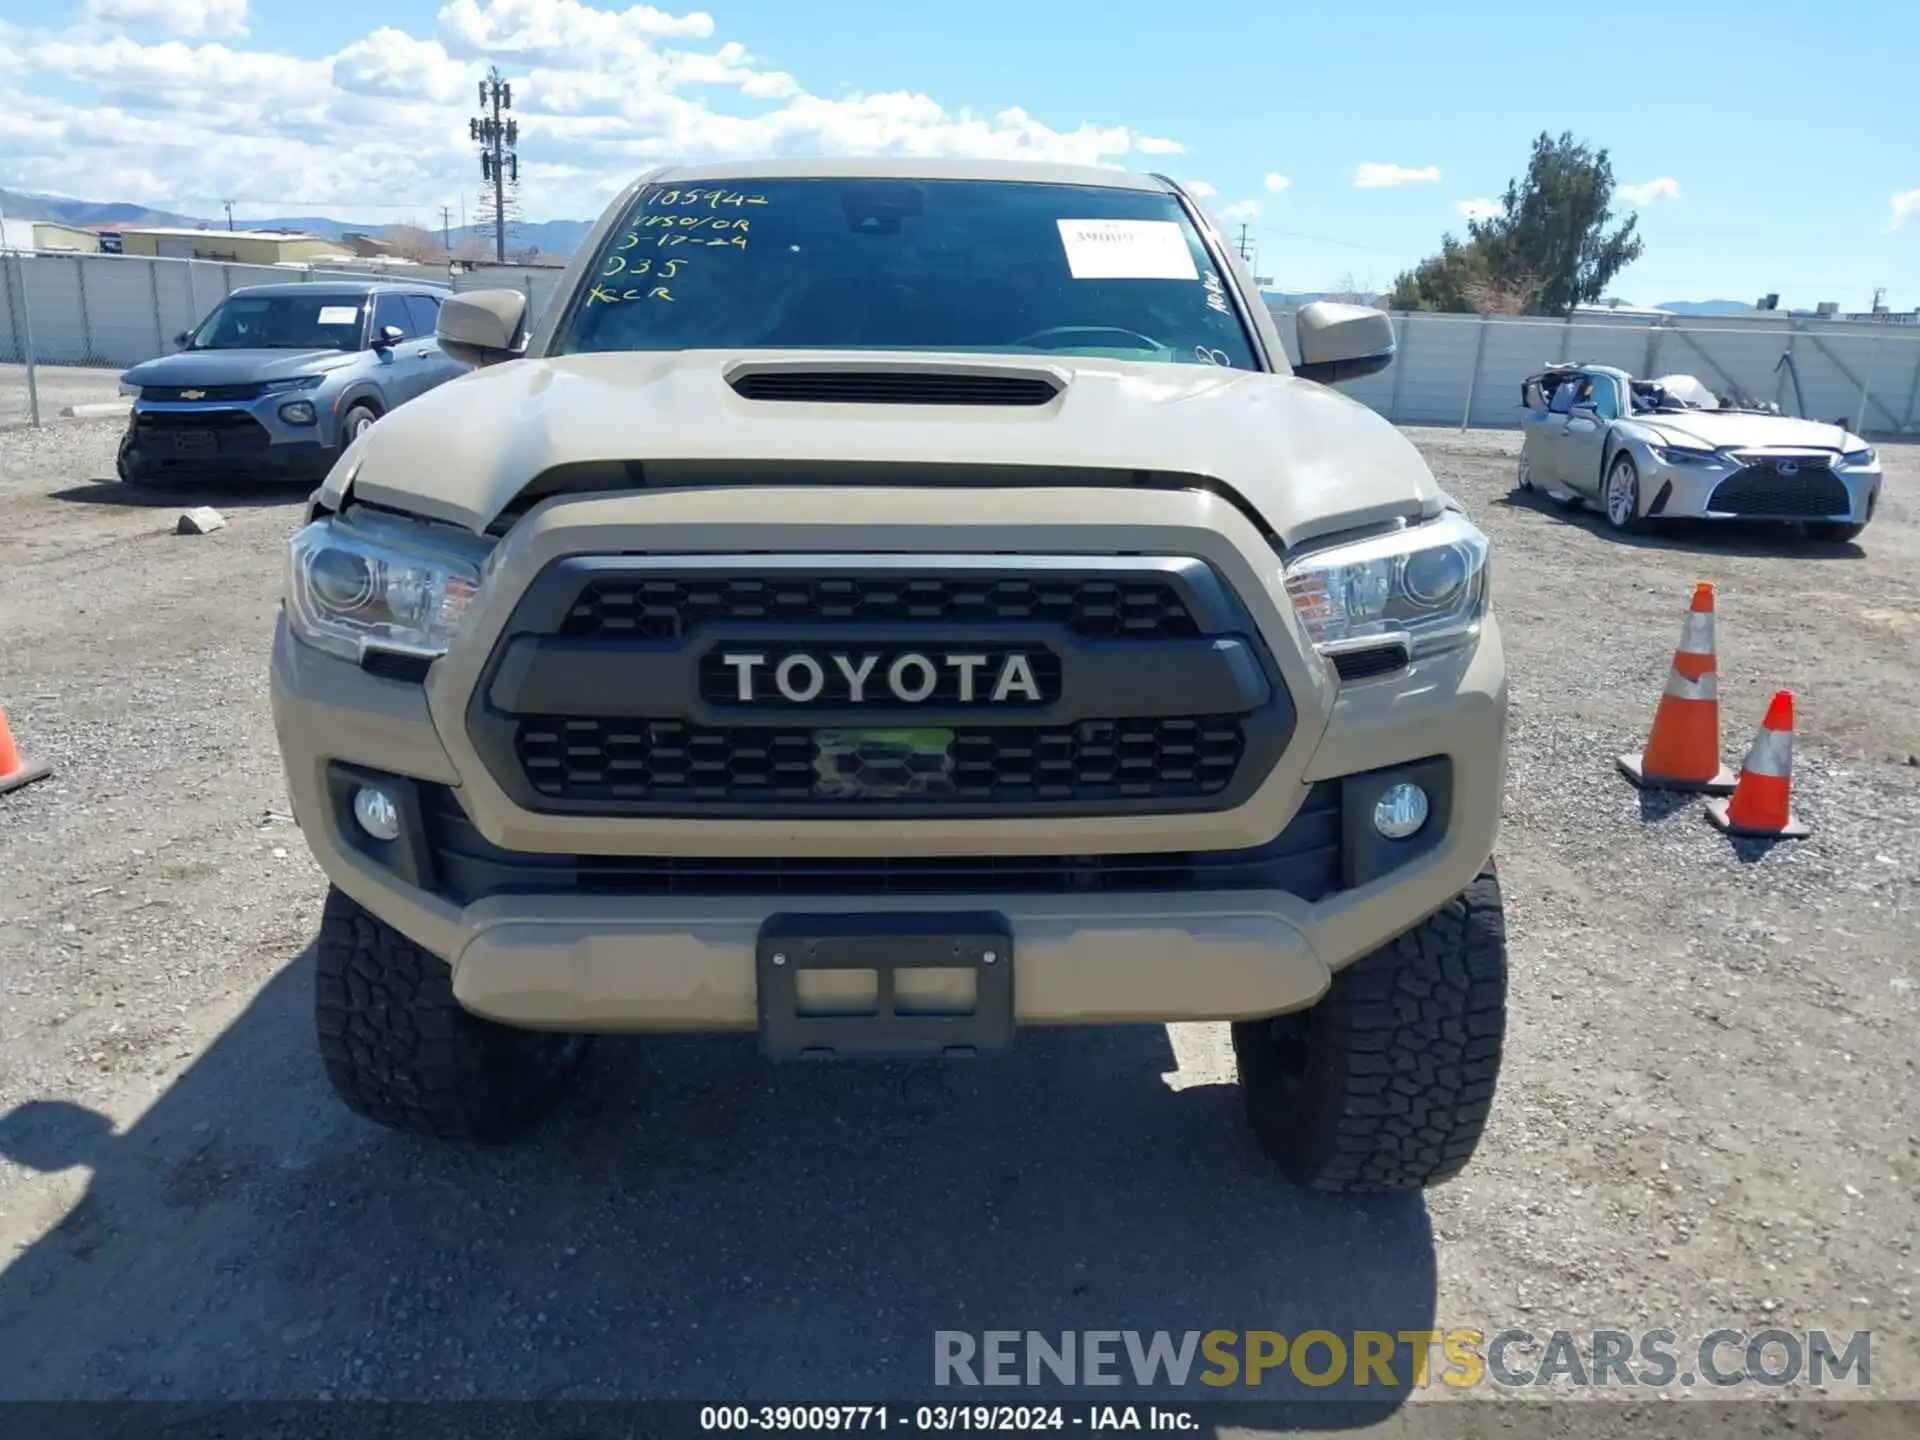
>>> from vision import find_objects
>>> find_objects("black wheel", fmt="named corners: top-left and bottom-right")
top-left (339, 402), bottom-right (381, 450)
top-left (315, 886), bottom-right (589, 1142)
top-left (116, 439), bottom-right (163, 489)
top-left (1601, 452), bottom-right (1648, 534)
top-left (1806, 520), bottom-right (1866, 543)
top-left (1231, 863), bottom-right (1508, 1192)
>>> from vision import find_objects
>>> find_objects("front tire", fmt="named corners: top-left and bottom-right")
top-left (339, 402), bottom-right (381, 450)
top-left (1603, 452), bottom-right (1648, 534)
top-left (315, 886), bottom-right (589, 1143)
top-left (1231, 864), bottom-right (1508, 1192)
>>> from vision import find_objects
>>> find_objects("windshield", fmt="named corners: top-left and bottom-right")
top-left (555, 177), bottom-right (1261, 369)
top-left (187, 294), bottom-right (367, 351)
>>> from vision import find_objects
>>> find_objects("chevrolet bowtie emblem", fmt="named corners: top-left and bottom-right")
top-left (180, 389), bottom-right (205, 400)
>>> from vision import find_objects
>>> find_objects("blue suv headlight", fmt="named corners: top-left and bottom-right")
top-left (262, 375), bottom-right (325, 394)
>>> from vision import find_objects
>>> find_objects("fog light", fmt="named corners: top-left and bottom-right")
top-left (279, 400), bottom-right (317, 425)
top-left (352, 786), bottom-right (401, 842)
top-left (1372, 782), bottom-right (1429, 840)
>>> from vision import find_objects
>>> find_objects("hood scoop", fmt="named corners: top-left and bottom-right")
top-left (724, 358), bottom-right (1066, 407)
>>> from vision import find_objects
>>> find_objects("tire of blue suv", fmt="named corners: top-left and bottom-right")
top-left (315, 886), bottom-right (591, 1142)
top-left (1230, 862), bottom-right (1508, 1192)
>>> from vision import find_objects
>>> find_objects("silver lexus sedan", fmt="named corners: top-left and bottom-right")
top-left (1516, 363), bottom-right (1881, 541)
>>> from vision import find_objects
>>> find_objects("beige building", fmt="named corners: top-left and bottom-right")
top-left (115, 226), bottom-right (353, 265)
top-left (32, 221), bottom-right (102, 252)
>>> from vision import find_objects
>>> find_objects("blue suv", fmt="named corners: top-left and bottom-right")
top-left (116, 280), bottom-right (470, 486)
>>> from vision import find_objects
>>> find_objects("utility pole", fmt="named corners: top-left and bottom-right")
top-left (439, 205), bottom-right (454, 260)
top-left (1235, 224), bottom-right (1253, 263)
top-left (470, 67), bottom-right (520, 264)
top-left (222, 199), bottom-right (235, 232)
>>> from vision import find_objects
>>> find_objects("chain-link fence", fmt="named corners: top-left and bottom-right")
top-left (1269, 308), bottom-right (1920, 437)
top-left (0, 249), bottom-right (565, 429)
top-left (5, 245), bottom-right (1918, 437)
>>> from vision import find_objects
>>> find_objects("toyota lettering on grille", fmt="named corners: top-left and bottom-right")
top-left (718, 649), bottom-right (1047, 705)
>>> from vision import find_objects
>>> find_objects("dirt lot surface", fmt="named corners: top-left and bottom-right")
top-left (0, 418), bottom-right (1914, 1427)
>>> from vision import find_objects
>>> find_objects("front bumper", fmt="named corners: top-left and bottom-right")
top-left (1643, 453), bottom-right (1880, 524)
top-left (270, 484), bottom-right (1509, 1030)
top-left (119, 397), bottom-right (337, 482)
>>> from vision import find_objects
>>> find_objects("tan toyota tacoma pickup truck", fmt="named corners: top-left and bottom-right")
top-left (271, 157), bottom-right (1509, 1191)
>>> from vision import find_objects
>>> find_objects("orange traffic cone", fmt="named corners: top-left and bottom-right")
top-left (1706, 691), bottom-right (1810, 840)
top-left (0, 707), bottom-right (51, 797)
top-left (1617, 581), bottom-right (1737, 794)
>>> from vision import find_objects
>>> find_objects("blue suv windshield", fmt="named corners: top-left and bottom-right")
top-left (187, 293), bottom-right (366, 351)
top-left (555, 178), bottom-right (1260, 369)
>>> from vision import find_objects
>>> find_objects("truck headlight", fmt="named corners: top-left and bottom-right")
top-left (1282, 510), bottom-right (1491, 657)
top-left (285, 509), bottom-right (493, 663)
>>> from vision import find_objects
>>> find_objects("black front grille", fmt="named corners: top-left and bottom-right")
top-left (515, 716), bottom-right (1245, 806)
top-left (418, 780), bottom-right (1340, 902)
top-left (1708, 464), bottom-right (1851, 519)
top-left (140, 383), bottom-right (264, 403)
top-left (563, 575), bottom-right (1200, 641)
top-left (132, 409), bottom-right (272, 458)
top-left (473, 560), bottom-right (1294, 819)
top-left (729, 371), bottom-right (1060, 406)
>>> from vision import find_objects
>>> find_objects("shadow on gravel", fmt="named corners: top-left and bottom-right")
top-left (1635, 788), bottom-right (1694, 824)
top-left (47, 477), bottom-right (311, 511)
top-left (1496, 489), bottom-right (1867, 560)
top-left (0, 949), bottom-right (1436, 1417)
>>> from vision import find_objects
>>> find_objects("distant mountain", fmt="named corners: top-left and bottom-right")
top-left (1654, 300), bottom-right (1755, 316)
top-left (0, 188), bottom-right (595, 260)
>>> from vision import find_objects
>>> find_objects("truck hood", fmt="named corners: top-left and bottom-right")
top-left (328, 350), bottom-right (1447, 548)
top-left (1636, 410), bottom-right (1857, 452)
top-left (122, 349), bottom-right (357, 388)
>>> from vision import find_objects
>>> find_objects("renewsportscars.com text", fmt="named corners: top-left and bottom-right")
top-left (933, 1328), bottom-right (1872, 1391)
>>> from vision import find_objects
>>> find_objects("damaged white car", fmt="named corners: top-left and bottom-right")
top-left (1516, 362), bottom-right (1881, 541)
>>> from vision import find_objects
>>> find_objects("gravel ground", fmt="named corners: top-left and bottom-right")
top-left (0, 418), bottom-right (1914, 1429)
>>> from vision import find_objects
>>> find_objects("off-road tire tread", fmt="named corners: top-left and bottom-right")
top-left (314, 886), bottom-right (586, 1142)
top-left (1233, 864), bottom-right (1507, 1192)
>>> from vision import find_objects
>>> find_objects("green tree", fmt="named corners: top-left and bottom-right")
top-left (1386, 131), bottom-right (1645, 316)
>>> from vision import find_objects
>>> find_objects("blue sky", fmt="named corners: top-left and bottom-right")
top-left (1, 0), bottom-right (1915, 308)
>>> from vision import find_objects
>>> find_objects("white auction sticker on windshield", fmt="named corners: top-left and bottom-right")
top-left (317, 306), bottom-right (360, 325)
top-left (1057, 219), bottom-right (1199, 281)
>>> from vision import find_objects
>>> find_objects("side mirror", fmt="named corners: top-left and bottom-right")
top-left (173, 331), bottom-right (191, 348)
top-left (436, 289), bottom-right (528, 368)
top-left (1292, 301), bottom-right (1395, 384)
top-left (374, 324), bottom-right (406, 349)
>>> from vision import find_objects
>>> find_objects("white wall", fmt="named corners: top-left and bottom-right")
top-left (3, 248), bottom-right (1917, 436)
top-left (1268, 305), bottom-right (1920, 436)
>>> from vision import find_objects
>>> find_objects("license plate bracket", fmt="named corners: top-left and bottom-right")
top-left (755, 911), bottom-right (1014, 1061)
top-left (169, 431), bottom-right (217, 456)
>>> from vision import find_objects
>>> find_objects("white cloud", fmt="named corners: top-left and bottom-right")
top-left (1618, 177), bottom-right (1680, 205)
top-left (1219, 198), bottom-right (1260, 222)
top-left (1178, 180), bottom-right (1216, 197)
top-left (1893, 188), bottom-right (1920, 228)
top-left (81, 0), bottom-right (250, 38)
top-left (1262, 172), bottom-right (1290, 193)
top-left (0, 0), bottom-right (1177, 224)
top-left (1455, 197), bottom-right (1501, 221)
top-left (1354, 162), bottom-right (1440, 188)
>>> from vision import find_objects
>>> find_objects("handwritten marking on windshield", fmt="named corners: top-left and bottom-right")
top-left (640, 187), bottom-right (769, 210)
top-left (587, 284), bottom-right (676, 305)
top-left (601, 256), bottom-right (685, 280)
